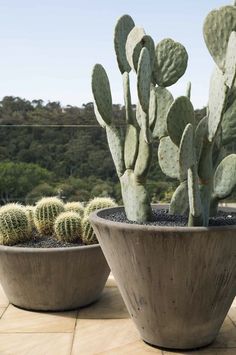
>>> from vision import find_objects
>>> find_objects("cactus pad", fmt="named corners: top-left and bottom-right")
top-left (158, 136), bottom-right (180, 180)
top-left (152, 87), bottom-right (173, 139)
top-left (123, 72), bottom-right (133, 123)
top-left (169, 182), bottom-right (189, 215)
top-left (92, 64), bottom-right (113, 125)
top-left (224, 31), bottom-right (236, 88)
top-left (208, 67), bottom-right (228, 142)
top-left (203, 5), bottom-right (236, 70)
top-left (167, 96), bottom-right (195, 147)
top-left (106, 125), bottom-right (125, 177)
top-left (124, 124), bottom-right (138, 169)
top-left (137, 47), bottom-right (152, 113)
top-left (114, 15), bottom-right (135, 73)
top-left (153, 38), bottom-right (188, 87)
top-left (213, 154), bottom-right (236, 199)
top-left (179, 123), bottom-right (195, 178)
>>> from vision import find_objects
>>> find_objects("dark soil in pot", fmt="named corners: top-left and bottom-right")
top-left (103, 207), bottom-right (236, 227)
top-left (15, 230), bottom-right (85, 248)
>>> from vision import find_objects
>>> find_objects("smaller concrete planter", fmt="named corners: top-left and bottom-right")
top-left (90, 206), bottom-right (236, 350)
top-left (0, 244), bottom-right (110, 311)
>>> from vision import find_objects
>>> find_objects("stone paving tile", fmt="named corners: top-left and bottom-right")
top-left (98, 340), bottom-right (162, 354)
top-left (78, 287), bottom-right (129, 319)
top-left (211, 316), bottom-right (236, 348)
top-left (0, 304), bottom-right (77, 333)
top-left (105, 274), bottom-right (116, 288)
top-left (0, 307), bottom-right (6, 318)
top-left (71, 319), bottom-right (139, 355)
top-left (0, 333), bottom-right (73, 355)
top-left (0, 284), bottom-right (9, 307)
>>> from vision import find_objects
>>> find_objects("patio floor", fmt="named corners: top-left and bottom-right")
top-left (0, 275), bottom-right (235, 355)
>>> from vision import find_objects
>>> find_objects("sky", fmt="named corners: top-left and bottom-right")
top-left (0, 0), bottom-right (232, 109)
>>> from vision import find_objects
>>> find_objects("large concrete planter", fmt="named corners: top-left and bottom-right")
top-left (0, 244), bottom-right (110, 311)
top-left (90, 206), bottom-right (236, 350)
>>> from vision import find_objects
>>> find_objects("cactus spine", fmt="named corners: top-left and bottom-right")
top-left (0, 203), bottom-right (30, 245)
top-left (92, 15), bottom-right (188, 222)
top-left (54, 211), bottom-right (82, 243)
top-left (34, 197), bottom-right (65, 235)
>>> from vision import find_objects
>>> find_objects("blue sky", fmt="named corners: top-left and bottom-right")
top-left (0, 0), bottom-right (231, 108)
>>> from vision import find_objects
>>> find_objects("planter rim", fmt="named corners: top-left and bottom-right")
top-left (90, 205), bottom-right (236, 233)
top-left (0, 243), bottom-right (100, 253)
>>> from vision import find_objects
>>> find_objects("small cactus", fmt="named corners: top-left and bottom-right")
top-left (34, 197), bottom-right (65, 235)
top-left (0, 203), bottom-right (30, 246)
top-left (54, 211), bottom-right (82, 243)
top-left (64, 202), bottom-right (84, 217)
top-left (84, 197), bottom-right (117, 217)
top-left (81, 215), bottom-right (98, 245)
top-left (25, 205), bottom-right (35, 231)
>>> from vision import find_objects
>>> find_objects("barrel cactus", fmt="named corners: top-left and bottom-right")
top-left (54, 211), bottom-right (82, 243)
top-left (92, 2), bottom-right (236, 226)
top-left (82, 197), bottom-right (117, 244)
top-left (64, 202), bottom-right (84, 217)
top-left (84, 197), bottom-right (117, 217)
top-left (25, 205), bottom-right (35, 231)
top-left (34, 197), bottom-right (65, 235)
top-left (0, 203), bottom-right (30, 246)
top-left (92, 15), bottom-right (188, 222)
top-left (81, 215), bottom-right (98, 245)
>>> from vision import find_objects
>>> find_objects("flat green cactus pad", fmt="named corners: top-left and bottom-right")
top-left (167, 96), bottom-right (195, 147)
top-left (92, 64), bottom-right (113, 125)
top-left (152, 87), bottom-right (173, 139)
top-left (195, 116), bottom-right (208, 162)
top-left (124, 124), bottom-right (138, 169)
top-left (224, 31), bottom-right (236, 88)
top-left (126, 26), bottom-right (145, 71)
top-left (134, 130), bottom-right (152, 179)
top-left (208, 67), bottom-right (228, 142)
top-left (153, 38), bottom-right (188, 87)
top-left (158, 136), bottom-right (180, 180)
top-left (203, 5), bottom-right (236, 70)
top-left (169, 181), bottom-right (188, 215)
top-left (137, 47), bottom-right (152, 113)
top-left (106, 125), bottom-right (125, 177)
top-left (214, 154), bottom-right (236, 199)
top-left (123, 72), bottom-right (133, 124)
top-left (149, 85), bottom-right (157, 130)
top-left (179, 123), bottom-right (195, 179)
top-left (114, 15), bottom-right (135, 74)
top-left (222, 90), bottom-right (236, 145)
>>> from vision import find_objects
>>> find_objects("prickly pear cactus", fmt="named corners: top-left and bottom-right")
top-left (54, 211), bottom-right (82, 243)
top-left (157, 1), bottom-right (236, 226)
top-left (0, 203), bottom-right (30, 245)
top-left (92, 14), bottom-right (188, 222)
top-left (34, 197), bottom-right (65, 235)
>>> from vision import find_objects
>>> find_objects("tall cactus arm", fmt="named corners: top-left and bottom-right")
top-left (179, 124), bottom-right (202, 226)
top-left (123, 72), bottom-right (134, 124)
top-left (134, 130), bottom-right (152, 180)
top-left (114, 15), bottom-right (135, 74)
